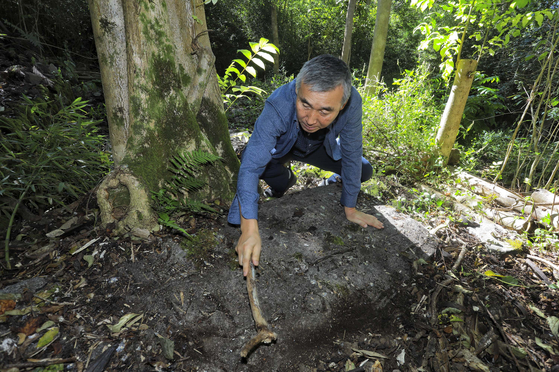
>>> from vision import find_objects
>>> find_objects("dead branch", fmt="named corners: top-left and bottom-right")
top-left (241, 263), bottom-right (277, 358)
top-left (527, 254), bottom-right (559, 275)
top-left (524, 259), bottom-right (552, 285)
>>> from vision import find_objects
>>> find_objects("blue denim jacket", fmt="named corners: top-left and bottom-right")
top-left (227, 79), bottom-right (363, 225)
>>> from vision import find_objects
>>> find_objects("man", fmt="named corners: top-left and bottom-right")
top-left (228, 54), bottom-right (384, 276)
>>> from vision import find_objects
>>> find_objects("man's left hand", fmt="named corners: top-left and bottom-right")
top-left (344, 207), bottom-right (384, 229)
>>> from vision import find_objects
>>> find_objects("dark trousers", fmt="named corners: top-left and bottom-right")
top-left (260, 145), bottom-right (373, 194)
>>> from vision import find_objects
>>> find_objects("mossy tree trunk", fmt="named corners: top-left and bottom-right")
top-left (88, 0), bottom-right (239, 234)
top-left (364, 0), bottom-right (392, 96)
top-left (435, 59), bottom-right (478, 164)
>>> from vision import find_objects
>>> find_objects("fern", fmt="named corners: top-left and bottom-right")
top-left (168, 150), bottom-right (222, 193)
top-left (152, 150), bottom-right (221, 236)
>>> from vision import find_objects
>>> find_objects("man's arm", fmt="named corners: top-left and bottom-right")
top-left (344, 206), bottom-right (384, 229)
top-left (236, 213), bottom-right (262, 276)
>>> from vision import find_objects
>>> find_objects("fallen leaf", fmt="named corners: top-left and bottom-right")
top-left (0, 299), bottom-right (17, 316)
top-left (535, 337), bottom-right (558, 355)
top-left (529, 304), bottom-right (546, 318)
top-left (4, 306), bottom-right (39, 316)
top-left (18, 317), bottom-right (42, 335)
top-left (344, 359), bottom-right (355, 370)
top-left (159, 337), bottom-right (175, 360)
top-left (107, 313), bottom-right (143, 333)
top-left (37, 327), bottom-right (59, 348)
top-left (37, 320), bottom-right (56, 332)
top-left (351, 348), bottom-right (388, 359)
top-left (548, 316), bottom-right (559, 338)
top-left (83, 255), bottom-right (94, 267)
top-left (17, 333), bottom-right (26, 345)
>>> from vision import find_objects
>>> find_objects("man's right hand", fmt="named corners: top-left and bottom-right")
top-left (236, 217), bottom-right (261, 276)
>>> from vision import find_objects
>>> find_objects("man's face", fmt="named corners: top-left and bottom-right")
top-left (296, 82), bottom-right (347, 134)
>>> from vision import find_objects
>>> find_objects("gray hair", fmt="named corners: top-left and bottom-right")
top-left (296, 54), bottom-right (352, 105)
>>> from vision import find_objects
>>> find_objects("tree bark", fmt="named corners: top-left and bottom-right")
top-left (88, 0), bottom-right (239, 234)
top-left (364, 0), bottom-right (392, 96)
top-left (271, 2), bottom-right (280, 74)
top-left (341, 0), bottom-right (357, 65)
top-left (435, 59), bottom-right (478, 163)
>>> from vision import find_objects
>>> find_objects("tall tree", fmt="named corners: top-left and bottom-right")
top-left (341, 0), bottom-right (358, 65)
top-left (271, 1), bottom-right (280, 73)
top-left (364, 0), bottom-right (392, 96)
top-left (88, 0), bottom-right (239, 234)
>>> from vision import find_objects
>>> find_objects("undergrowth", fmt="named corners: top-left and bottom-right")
top-left (1, 86), bottom-right (111, 268)
top-left (361, 67), bottom-right (444, 184)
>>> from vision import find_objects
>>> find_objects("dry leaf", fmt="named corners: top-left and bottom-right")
top-left (18, 317), bottom-right (42, 335)
top-left (0, 299), bottom-right (16, 315)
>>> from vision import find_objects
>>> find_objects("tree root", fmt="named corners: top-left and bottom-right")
top-left (241, 263), bottom-right (277, 358)
top-left (96, 169), bottom-right (158, 235)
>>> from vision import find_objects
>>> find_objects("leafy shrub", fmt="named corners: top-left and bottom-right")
top-left (361, 67), bottom-right (443, 183)
top-left (218, 38), bottom-right (281, 130)
top-left (1, 93), bottom-right (111, 267)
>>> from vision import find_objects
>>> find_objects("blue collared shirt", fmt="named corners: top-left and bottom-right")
top-left (227, 79), bottom-right (363, 225)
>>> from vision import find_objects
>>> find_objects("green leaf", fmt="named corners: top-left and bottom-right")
top-left (37, 327), bottom-right (59, 348)
top-left (433, 37), bottom-right (444, 52)
top-left (238, 49), bottom-right (251, 60)
top-left (249, 41), bottom-right (259, 53)
top-left (258, 52), bottom-right (275, 63)
top-left (37, 321), bottom-right (55, 332)
top-left (535, 12), bottom-right (544, 27)
top-left (238, 74), bottom-right (246, 83)
top-left (245, 66), bottom-right (257, 77)
top-left (233, 59), bottom-right (247, 69)
top-left (514, 0), bottom-right (529, 9)
top-left (522, 14), bottom-right (531, 28)
top-left (252, 58), bottom-right (265, 70)
top-left (538, 51), bottom-right (549, 61)
top-left (261, 45), bottom-right (279, 54)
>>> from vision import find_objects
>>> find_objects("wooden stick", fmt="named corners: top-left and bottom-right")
top-left (241, 264), bottom-right (277, 358)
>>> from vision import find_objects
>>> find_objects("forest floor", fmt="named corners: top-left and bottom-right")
top-left (1, 175), bottom-right (559, 372)
top-left (1, 53), bottom-right (559, 372)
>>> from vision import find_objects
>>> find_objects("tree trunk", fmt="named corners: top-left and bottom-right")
top-left (88, 0), bottom-right (239, 235)
top-left (435, 59), bottom-right (478, 163)
top-left (271, 2), bottom-right (280, 74)
top-left (364, 0), bottom-right (392, 96)
top-left (341, 0), bottom-right (357, 65)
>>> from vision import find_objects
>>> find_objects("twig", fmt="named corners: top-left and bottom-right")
top-left (527, 254), bottom-right (559, 274)
top-left (240, 264), bottom-right (277, 358)
top-left (4, 357), bottom-right (76, 369)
